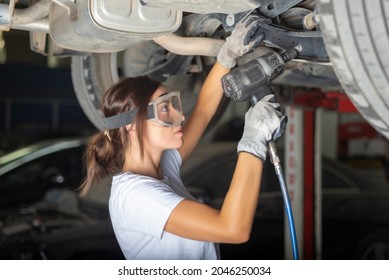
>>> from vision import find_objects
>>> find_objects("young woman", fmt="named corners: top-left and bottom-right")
top-left (80, 15), bottom-right (285, 259)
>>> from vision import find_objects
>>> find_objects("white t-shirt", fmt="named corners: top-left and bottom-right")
top-left (109, 149), bottom-right (218, 260)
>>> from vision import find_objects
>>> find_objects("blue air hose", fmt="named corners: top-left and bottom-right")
top-left (268, 143), bottom-right (299, 260)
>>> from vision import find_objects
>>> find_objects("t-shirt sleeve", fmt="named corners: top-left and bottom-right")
top-left (119, 180), bottom-right (185, 239)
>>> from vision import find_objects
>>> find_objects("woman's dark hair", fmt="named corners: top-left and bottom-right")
top-left (79, 76), bottom-right (161, 196)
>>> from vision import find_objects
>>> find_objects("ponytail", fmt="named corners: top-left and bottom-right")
top-left (79, 127), bottom-right (126, 196)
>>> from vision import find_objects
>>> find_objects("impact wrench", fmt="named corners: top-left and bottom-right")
top-left (221, 48), bottom-right (300, 260)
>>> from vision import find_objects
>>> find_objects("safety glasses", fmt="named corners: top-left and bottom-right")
top-left (104, 91), bottom-right (183, 129)
top-left (147, 91), bottom-right (183, 127)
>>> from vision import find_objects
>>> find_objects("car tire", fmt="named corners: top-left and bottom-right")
top-left (71, 54), bottom-right (113, 130)
top-left (318, 0), bottom-right (389, 139)
top-left (71, 42), bottom-right (229, 131)
top-left (354, 229), bottom-right (389, 259)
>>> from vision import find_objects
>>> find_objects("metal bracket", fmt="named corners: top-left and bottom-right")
top-left (257, 0), bottom-right (303, 18)
top-left (200, 0), bottom-right (303, 27)
top-left (52, 0), bottom-right (78, 21)
top-left (259, 23), bottom-right (328, 61)
top-left (30, 31), bottom-right (47, 55)
top-left (0, 0), bottom-right (16, 31)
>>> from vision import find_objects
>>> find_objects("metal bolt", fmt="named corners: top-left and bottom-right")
top-left (226, 14), bottom-right (235, 26)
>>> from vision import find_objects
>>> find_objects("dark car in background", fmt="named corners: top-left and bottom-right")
top-left (1, 138), bottom-right (389, 259)
top-left (0, 138), bottom-right (123, 260)
top-left (0, 139), bottom-right (84, 210)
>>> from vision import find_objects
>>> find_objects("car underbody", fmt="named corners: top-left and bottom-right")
top-left (1, 0), bottom-right (389, 138)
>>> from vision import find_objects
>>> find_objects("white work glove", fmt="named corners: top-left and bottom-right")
top-left (217, 14), bottom-right (267, 68)
top-left (237, 94), bottom-right (287, 161)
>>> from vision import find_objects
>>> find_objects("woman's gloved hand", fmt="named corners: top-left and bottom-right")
top-left (217, 14), bottom-right (267, 68)
top-left (237, 94), bottom-right (287, 161)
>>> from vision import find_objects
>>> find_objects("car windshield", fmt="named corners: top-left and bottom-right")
top-left (0, 139), bottom-right (84, 175)
top-left (0, 144), bottom-right (46, 167)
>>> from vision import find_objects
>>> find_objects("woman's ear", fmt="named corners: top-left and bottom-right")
top-left (126, 123), bottom-right (136, 136)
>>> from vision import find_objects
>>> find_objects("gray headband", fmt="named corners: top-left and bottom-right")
top-left (104, 107), bottom-right (154, 129)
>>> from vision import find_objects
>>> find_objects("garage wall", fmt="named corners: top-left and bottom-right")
top-left (0, 63), bottom-right (95, 151)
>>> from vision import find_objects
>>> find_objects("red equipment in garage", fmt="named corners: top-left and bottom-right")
top-left (285, 89), bottom-right (365, 260)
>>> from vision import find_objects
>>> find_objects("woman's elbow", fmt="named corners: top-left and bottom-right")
top-left (223, 227), bottom-right (251, 244)
top-left (233, 231), bottom-right (250, 244)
